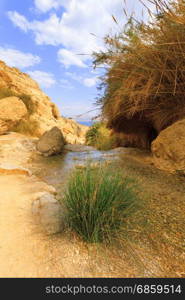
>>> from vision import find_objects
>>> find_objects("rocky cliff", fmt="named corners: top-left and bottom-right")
top-left (0, 60), bottom-right (88, 144)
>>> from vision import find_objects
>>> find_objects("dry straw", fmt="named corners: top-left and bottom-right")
top-left (94, 0), bottom-right (185, 148)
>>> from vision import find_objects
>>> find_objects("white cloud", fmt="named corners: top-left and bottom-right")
top-left (65, 71), bottom-right (99, 88)
top-left (8, 11), bottom-right (30, 32)
top-left (60, 79), bottom-right (73, 89)
top-left (65, 71), bottom-right (83, 82)
top-left (8, 0), bottom-right (124, 67)
top-left (83, 77), bottom-right (98, 88)
top-left (28, 70), bottom-right (56, 88)
top-left (34, 0), bottom-right (64, 13)
top-left (58, 49), bottom-right (87, 68)
top-left (0, 47), bottom-right (41, 68)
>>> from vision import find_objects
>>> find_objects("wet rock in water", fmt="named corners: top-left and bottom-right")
top-left (64, 144), bottom-right (95, 152)
top-left (32, 192), bottom-right (65, 234)
top-left (152, 118), bottom-right (185, 173)
top-left (37, 126), bottom-right (65, 156)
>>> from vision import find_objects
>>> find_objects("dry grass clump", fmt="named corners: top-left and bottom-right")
top-left (94, 0), bottom-right (185, 148)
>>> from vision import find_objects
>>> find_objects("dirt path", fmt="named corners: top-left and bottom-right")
top-left (0, 175), bottom-right (58, 277)
top-left (0, 174), bottom-right (127, 278)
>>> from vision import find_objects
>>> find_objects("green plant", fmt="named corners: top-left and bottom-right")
top-left (86, 122), bottom-right (116, 150)
top-left (86, 123), bottom-right (101, 146)
top-left (63, 164), bottom-right (139, 243)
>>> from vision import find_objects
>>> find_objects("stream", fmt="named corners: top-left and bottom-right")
top-left (30, 145), bottom-right (126, 188)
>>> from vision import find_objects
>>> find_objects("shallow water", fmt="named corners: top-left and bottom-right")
top-left (30, 146), bottom-right (126, 187)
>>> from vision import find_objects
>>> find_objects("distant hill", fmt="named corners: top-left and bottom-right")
top-left (78, 121), bottom-right (93, 127)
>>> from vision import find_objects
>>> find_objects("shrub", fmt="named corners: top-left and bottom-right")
top-left (63, 164), bottom-right (139, 243)
top-left (86, 122), bottom-right (101, 146)
top-left (93, 0), bottom-right (185, 148)
top-left (86, 122), bottom-right (116, 150)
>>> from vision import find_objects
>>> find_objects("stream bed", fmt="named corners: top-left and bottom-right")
top-left (29, 145), bottom-right (126, 188)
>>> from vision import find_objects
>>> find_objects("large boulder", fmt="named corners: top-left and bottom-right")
top-left (32, 192), bottom-right (65, 234)
top-left (36, 126), bottom-right (65, 156)
top-left (152, 119), bottom-right (185, 173)
top-left (0, 61), bottom-right (88, 143)
top-left (0, 96), bottom-right (27, 134)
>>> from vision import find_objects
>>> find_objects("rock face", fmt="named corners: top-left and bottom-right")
top-left (37, 126), bottom-right (65, 156)
top-left (0, 163), bottom-right (31, 176)
top-left (0, 132), bottom-right (37, 167)
top-left (152, 119), bottom-right (185, 173)
top-left (0, 96), bottom-right (27, 134)
top-left (0, 60), bottom-right (88, 143)
top-left (32, 192), bottom-right (65, 234)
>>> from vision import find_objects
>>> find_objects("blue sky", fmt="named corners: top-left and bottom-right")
top-left (0, 0), bottom-right (153, 122)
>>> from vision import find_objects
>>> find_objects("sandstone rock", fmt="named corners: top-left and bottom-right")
top-left (0, 132), bottom-right (37, 167)
top-left (0, 163), bottom-right (31, 176)
top-left (152, 119), bottom-right (185, 172)
top-left (0, 60), bottom-right (88, 143)
top-left (0, 96), bottom-right (27, 134)
top-left (32, 192), bottom-right (65, 234)
top-left (64, 144), bottom-right (95, 152)
top-left (37, 126), bottom-right (65, 156)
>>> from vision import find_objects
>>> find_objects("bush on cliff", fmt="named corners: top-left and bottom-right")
top-left (93, 0), bottom-right (185, 149)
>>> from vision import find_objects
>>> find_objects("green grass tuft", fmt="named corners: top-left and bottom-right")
top-left (63, 164), bottom-right (139, 243)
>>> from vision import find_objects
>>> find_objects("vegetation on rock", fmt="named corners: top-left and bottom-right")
top-left (93, 0), bottom-right (185, 149)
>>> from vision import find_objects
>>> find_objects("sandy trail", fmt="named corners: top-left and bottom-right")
top-left (0, 174), bottom-right (118, 278)
top-left (0, 175), bottom-right (54, 277)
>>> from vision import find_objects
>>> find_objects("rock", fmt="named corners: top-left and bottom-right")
top-left (0, 163), bottom-right (31, 176)
top-left (0, 60), bottom-right (88, 143)
top-left (32, 192), bottom-right (65, 234)
top-left (0, 96), bottom-right (27, 134)
top-left (152, 119), bottom-right (185, 172)
top-left (37, 127), bottom-right (65, 156)
top-left (0, 132), bottom-right (37, 167)
top-left (64, 144), bottom-right (95, 152)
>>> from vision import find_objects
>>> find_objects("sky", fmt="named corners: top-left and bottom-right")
top-left (0, 0), bottom-right (153, 122)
